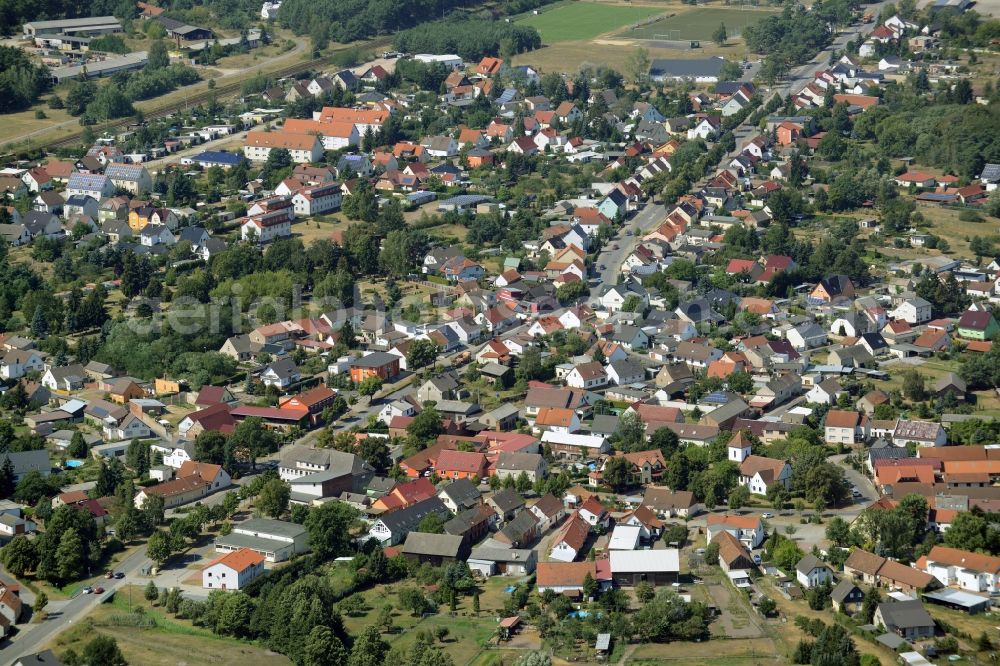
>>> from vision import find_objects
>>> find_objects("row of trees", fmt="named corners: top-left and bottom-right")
top-left (392, 19), bottom-right (542, 60)
top-left (0, 45), bottom-right (50, 112)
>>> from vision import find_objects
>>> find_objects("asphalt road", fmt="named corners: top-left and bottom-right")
top-left (2, 545), bottom-right (151, 664)
top-left (595, 202), bottom-right (669, 285)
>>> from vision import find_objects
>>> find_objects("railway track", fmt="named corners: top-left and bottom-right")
top-left (10, 36), bottom-right (393, 155)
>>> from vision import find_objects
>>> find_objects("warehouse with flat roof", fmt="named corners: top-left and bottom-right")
top-left (23, 16), bottom-right (122, 37)
top-left (49, 51), bottom-right (148, 83)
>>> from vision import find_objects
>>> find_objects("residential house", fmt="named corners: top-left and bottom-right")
top-left (706, 514), bottom-right (765, 549)
top-left (796, 554), bottom-right (834, 588)
top-left (874, 600), bottom-right (936, 641)
top-left (202, 549), bottom-right (265, 591)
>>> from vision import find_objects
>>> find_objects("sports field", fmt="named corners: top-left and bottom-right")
top-left (620, 6), bottom-right (779, 40)
top-left (518, 2), bottom-right (670, 42)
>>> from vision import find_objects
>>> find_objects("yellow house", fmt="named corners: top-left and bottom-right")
top-left (127, 206), bottom-right (177, 232)
top-left (128, 206), bottom-right (153, 231)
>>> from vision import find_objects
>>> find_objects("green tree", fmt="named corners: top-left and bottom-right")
top-left (304, 501), bottom-right (358, 561)
top-left (55, 527), bottom-right (86, 583)
top-left (147, 530), bottom-right (173, 566)
top-left (601, 455), bottom-right (632, 491)
top-left (357, 376), bottom-right (383, 396)
top-left (406, 340), bottom-right (440, 370)
top-left (712, 22), bottom-right (727, 46)
top-left (407, 407), bottom-right (443, 443)
top-left (398, 587), bottom-right (429, 616)
top-left (257, 477), bottom-right (291, 518)
top-left (144, 580), bottom-right (159, 602)
top-left (727, 371), bottom-right (753, 394)
top-left (67, 431), bottom-right (88, 458)
top-left (95, 457), bottom-right (124, 497)
top-left (148, 40), bottom-right (169, 70)
top-left (303, 625), bottom-right (349, 666)
top-left (379, 229), bottom-right (416, 277)
top-left (0, 535), bottom-right (38, 576)
top-left (418, 513), bottom-right (445, 534)
top-left (82, 636), bottom-right (128, 666)
top-left (0, 457), bottom-right (15, 498)
top-left (349, 625), bottom-right (390, 666)
top-left (825, 517), bottom-right (851, 547)
top-left (728, 485), bottom-right (751, 510)
top-left (901, 369), bottom-right (926, 401)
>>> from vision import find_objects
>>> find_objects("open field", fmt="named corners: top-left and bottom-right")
top-left (0, 104), bottom-right (78, 150)
top-left (620, 6), bottom-right (780, 40)
top-left (518, 2), bottom-right (671, 42)
top-left (512, 38), bottom-right (734, 74)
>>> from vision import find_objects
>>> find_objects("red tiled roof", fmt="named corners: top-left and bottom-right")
top-left (435, 449), bottom-right (487, 474)
top-left (206, 547), bottom-right (265, 572)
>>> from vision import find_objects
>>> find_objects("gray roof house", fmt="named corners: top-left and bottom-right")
top-left (874, 600), bottom-right (936, 641)
top-left (0, 450), bottom-right (50, 481)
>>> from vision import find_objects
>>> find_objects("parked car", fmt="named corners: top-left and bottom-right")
top-left (761, 512), bottom-right (773, 519)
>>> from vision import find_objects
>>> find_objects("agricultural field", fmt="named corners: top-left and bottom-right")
top-left (512, 1), bottom-right (758, 74)
top-left (620, 6), bottom-right (781, 41)
top-left (517, 2), bottom-right (670, 42)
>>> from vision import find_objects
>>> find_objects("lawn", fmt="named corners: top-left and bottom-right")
top-left (518, 2), bottom-right (671, 42)
top-left (631, 637), bottom-right (781, 664)
top-left (621, 6), bottom-right (780, 41)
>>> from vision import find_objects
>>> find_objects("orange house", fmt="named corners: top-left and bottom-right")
top-left (776, 121), bottom-right (803, 146)
top-left (434, 449), bottom-right (488, 480)
top-left (349, 352), bottom-right (400, 384)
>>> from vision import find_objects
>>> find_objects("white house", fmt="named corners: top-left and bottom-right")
top-left (598, 282), bottom-right (648, 313)
top-left (920, 546), bottom-right (1000, 594)
top-left (806, 378), bottom-right (846, 405)
top-left (202, 548), bottom-right (265, 590)
top-left (606, 359), bottom-right (644, 386)
top-left (549, 511), bottom-right (589, 562)
top-left (706, 514), bottom-right (765, 550)
top-left (0, 350), bottom-right (44, 380)
top-left (103, 413), bottom-right (152, 441)
top-left (796, 554), bottom-right (834, 589)
top-left (890, 297), bottom-right (932, 324)
top-left (787, 322), bottom-right (828, 351)
top-left (379, 399), bottom-right (415, 425)
top-left (892, 420), bottom-right (947, 447)
top-left (260, 358), bottom-right (300, 389)
top-left (565, 362), bottom-right (608, 390)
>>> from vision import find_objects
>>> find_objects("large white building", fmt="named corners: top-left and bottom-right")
top-left (292, 182), bottom-right (342, 216)
top-left (241, 211), bottom-right (291, 243)
top-left (921, 546), bottom-right (1000, 594)
top-left (243, 131), bottom-right (323, 164)
top-left (215, 518), bottom-right (310, 562)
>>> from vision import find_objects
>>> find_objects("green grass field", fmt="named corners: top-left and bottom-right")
top-left (518, 2), bottom-right (670, 42)
top-left (622, 6), bottom-right (780, 40)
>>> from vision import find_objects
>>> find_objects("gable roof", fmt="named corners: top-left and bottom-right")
top-left (553, 511), bottom-right (590, 552)
top-left (206, 547), bottom-right (265, 572)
